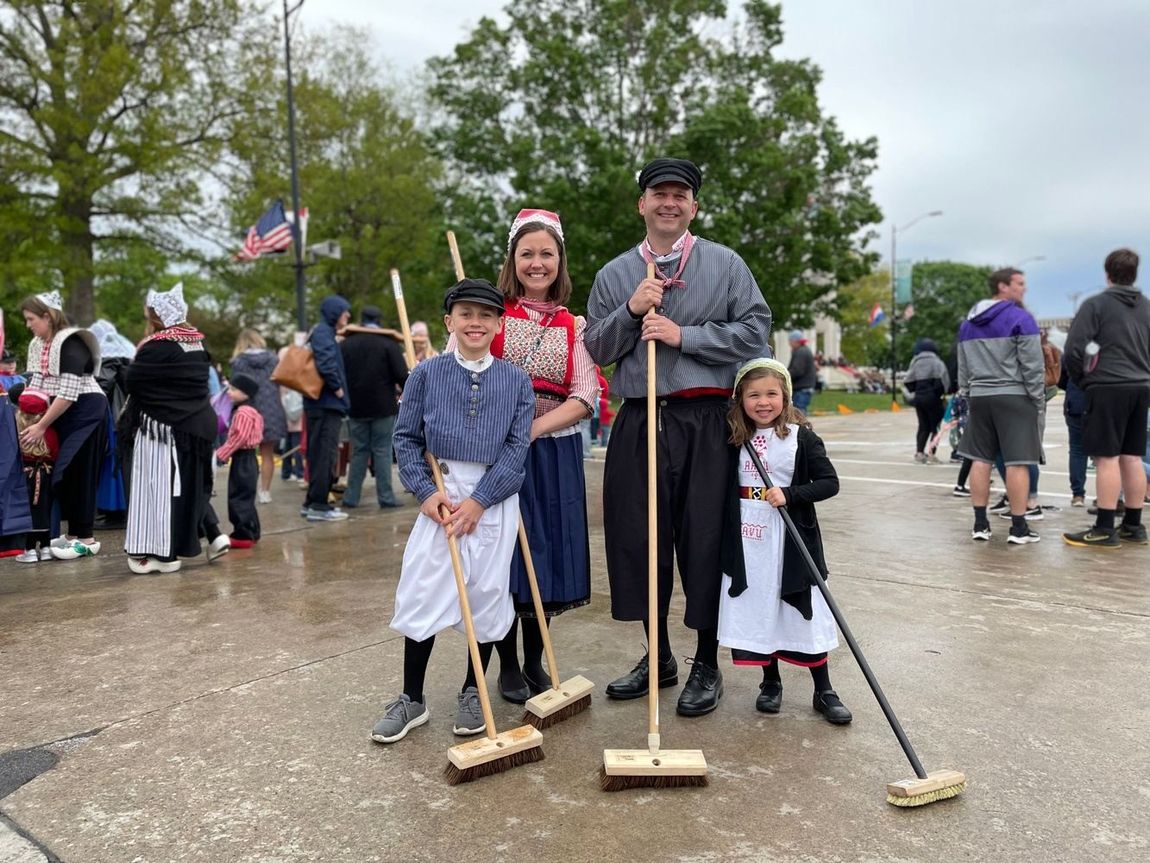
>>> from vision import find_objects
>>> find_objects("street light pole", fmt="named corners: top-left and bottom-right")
top-left (888, 210), bottom-right (943, 404)
top-left (283, 0), bottom-right (307, 335)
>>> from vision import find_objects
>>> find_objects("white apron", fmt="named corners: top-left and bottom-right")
top-left (390, 459), bottom-right (517, 643)
top-left (718, 426), bottom-right (839, 656)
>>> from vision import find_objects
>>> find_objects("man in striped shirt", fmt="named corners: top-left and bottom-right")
top-left (585, 157), bottom-right (773, 717)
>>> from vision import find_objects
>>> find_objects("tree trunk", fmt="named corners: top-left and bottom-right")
top-left (58, 193), bottom-right (96, 326)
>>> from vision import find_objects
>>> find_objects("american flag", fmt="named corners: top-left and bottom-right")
top-left (235, 200), bottom-right (296, 261)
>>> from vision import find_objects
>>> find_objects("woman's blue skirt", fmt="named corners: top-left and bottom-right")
top-left (511, 433), bottom-right (591, 617)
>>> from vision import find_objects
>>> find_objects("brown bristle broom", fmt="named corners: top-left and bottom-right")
top-left (600, 264), bottom-right (707, 791)
top-left (519, 520), bottom-right (594, 728)
top-left (740, 442), bottom-right (965, 807)
top-left (425, 453), bottom-right (544, 784)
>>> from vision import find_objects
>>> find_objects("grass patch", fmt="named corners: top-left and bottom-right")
top-left (809, 391), bottom-right (900, 414)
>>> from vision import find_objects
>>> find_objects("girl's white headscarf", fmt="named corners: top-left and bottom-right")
top-left (733, 357), bottom-right (791, 399)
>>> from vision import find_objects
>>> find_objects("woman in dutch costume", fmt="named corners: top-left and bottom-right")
top-left (18, 291), bottom-right (108, 560)
top-left (120, 284), bottom-right (217, 574)
top-left (487, 209), bottom-right (597, 702)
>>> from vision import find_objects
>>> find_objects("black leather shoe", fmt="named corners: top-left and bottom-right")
top-left (523, 666), bottom-right (552, 696)
top-left (813, 689), bottom-right (853, 725)
top-left (676, 661), bottom-right (723, 716)
top-left (498, 667), bottom-right (530, 704)
top-left (605, 654), bottom-right (678, 700)
top-left (756, 681), bottom-right (782, 714)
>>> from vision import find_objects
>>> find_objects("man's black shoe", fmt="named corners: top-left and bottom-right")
top-left (755, 681), bottom-right (782, 714)
top-left (605, 654), bottom-right (678, 700)
top-left (676, 660), bottom-right (723, 716)
top-left (813, 689), bottom-right (853, 725)
top-left (498, 667), bottom-right (530, 704)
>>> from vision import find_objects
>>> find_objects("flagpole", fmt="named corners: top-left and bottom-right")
top-left (284, 0), bottom-right (307, 335)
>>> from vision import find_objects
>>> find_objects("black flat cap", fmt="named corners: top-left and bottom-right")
top-left (361, 304), bottom-right (383, 324)
top-left (638, 158), bottom-right (702, 194)
top-left (230, 373), bottom-right (260, 400)
top-left (443, 278), bottom-right (506, 314)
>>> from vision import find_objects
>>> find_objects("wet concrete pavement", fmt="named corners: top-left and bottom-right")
top-left (1, 407), bottom-right (1148, 862)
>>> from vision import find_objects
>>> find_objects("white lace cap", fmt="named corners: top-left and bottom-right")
top-left (36, 290), bottom-right (63, 311)
top-left (146, 282), bottom-right (188, 328)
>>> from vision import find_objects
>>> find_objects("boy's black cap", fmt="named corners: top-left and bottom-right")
top-left (0, 348), bottom-right (15, 364)
top-left (230, 373), bottom-right (260, 400)
top-left (443, 278), bottom-right (506, 314)
top-left (637, 158), bottom-right (702, 194)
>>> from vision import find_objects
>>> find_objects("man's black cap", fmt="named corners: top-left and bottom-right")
top-left (230, 373), bottom-right (260, 400)
top-left (637, 158), bottom-right (702, 194)
top-left (443, 278), bottom-right (506, 314)
top-left (361, 304), bottom-right (383, 324)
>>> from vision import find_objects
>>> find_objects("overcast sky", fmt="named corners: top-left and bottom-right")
top-left (309, 0), bottom-right (1149, 318)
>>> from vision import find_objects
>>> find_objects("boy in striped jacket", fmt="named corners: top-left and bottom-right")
top-left (371, 278), bottom-right (535, 744)
top-left (216, 374), bottom-right (264, 548)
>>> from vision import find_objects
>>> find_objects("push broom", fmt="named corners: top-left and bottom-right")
top-left (425, 452), bottom-right (545, 784)
top-left (600, 264), bottom-right (707, 791)
top-left (440, 228), bottom-right (596, 730)
top-left (741, 441), bottom-right (965, 807)
top-left (518, 519), bottom-right (595, 728)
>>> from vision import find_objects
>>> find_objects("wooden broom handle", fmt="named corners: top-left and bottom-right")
top-left (518, 520), bottom-right (562, 688)
top-left (425, 452), bottom-right (498, 740)
top-left (645, 262), bottom-right (660, 746)
top-left (390, 268), bottom-right (417, 371)
top-left (446, 230), bottom-right (466, 281)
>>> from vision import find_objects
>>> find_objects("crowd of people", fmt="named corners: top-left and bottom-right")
top-left (900, 255), bottom-right (1150, 548)
top-left (2, 157), bottom-right (1147, 753)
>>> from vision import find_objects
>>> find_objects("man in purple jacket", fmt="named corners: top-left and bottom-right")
top-left (956, 268), bottom-right (1045, 545)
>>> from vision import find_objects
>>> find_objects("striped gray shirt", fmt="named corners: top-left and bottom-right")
top-left (584, 238), bottom-right (773, 398)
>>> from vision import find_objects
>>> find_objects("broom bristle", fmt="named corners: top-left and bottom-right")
top-left (443, 744), bottom-right (545, 785)
top-left (522, 694), bottom-right (591, 728)
top-left (886, 781), bottom-right (965, 807)
top-left (598, 764), bottom-right (708, 792)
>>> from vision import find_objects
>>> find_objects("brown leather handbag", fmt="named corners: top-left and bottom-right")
top-left (272, 339), bottom-right (323, 399)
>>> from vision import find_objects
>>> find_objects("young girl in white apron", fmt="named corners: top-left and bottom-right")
top-left (718, 358), bottom-right (852, 725)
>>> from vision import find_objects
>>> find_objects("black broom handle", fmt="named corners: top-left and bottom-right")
top-left (743, 442), bottom-right (928, 780)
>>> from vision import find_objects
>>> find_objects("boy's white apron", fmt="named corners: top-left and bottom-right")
top-left (718, 426), bottom-right (839, 656)
top-left (391, 459), bottom-right (517, 643)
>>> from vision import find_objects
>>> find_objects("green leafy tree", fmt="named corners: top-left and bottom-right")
top-left (222, 26), bottom-right (448, 345)
top-left (899, 261), bottom-right (992, 367)
top-left (838, 270), bottom-right (892, 367)
top-left (429, 0), bottom-right (881, 324)
top-left (0, 1), bottom-right (272, 324)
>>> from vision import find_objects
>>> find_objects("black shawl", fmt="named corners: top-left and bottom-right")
top-left (121, 338), bottom-right (217, 442)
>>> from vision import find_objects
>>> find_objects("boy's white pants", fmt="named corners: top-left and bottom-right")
top-left (390, 459), bottom-right (517, 643)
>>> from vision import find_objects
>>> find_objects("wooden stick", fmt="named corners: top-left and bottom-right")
top-left (644, 262), bottom-right (660, 753)
top-left (389, 268), bottom-right (417, 370)
top-left (425, 452), bottom-right (498, 741)
top-left (518, 520), bottom-right (562, 685)
top-left (446, 230), bottom-right (466, 281)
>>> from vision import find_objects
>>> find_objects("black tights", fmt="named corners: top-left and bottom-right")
top-left (642, 618), bottom-right (719, 668)
top-left (762, 658), bottom-right (832, 692)
top-left (495, 618), bottom-right (549, 679)
top-left (401, 635), bottom-right (494, 703)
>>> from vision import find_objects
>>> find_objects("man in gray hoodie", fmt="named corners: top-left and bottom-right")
top-left (956, 267), bottom-right (1045, 544)
top-left (1062, 248), bottom-right (1150, 547)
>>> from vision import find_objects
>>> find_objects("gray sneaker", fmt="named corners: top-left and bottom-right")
top-left (370, 694), bottom-right (429, 743)
top-left (453, 686), bottom-right (486, 736)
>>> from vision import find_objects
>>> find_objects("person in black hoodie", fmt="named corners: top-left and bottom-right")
top-left (339, 305), bottom-right (409, 508)
top-left (1063, 248), bottom-right (1150, 547)
top-left (302, 295), bottom-right (351, 521)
